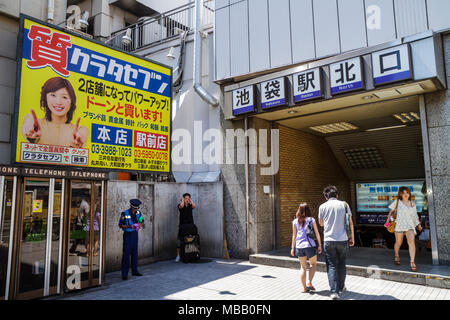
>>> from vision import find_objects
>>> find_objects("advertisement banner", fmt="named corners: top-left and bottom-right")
top-left (13, 16), bottom-right (172, 173)
top-left (356, 181), bottom-right (427, 225)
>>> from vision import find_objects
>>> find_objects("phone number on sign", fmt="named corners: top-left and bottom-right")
top-left (134, 149), bottom-right (168, 160)
top-left (91, 144), bottom-right (132, 157)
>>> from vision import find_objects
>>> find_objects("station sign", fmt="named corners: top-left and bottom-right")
top-left (232, 85), bottom-right (255, 116)
top-left (372, 44), bottom-right (412, 86)
top-left (292, 68), bottom-right (323, 103)
top-left (13, 15), bottom-right (172, 174)
top-left (260, 77), bottom-right (287, 110)
top-left (330, 57), bottom-right (364, 95)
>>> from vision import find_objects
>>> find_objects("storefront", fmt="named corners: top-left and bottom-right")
top-left (0, 165), bottom-right (108, 300)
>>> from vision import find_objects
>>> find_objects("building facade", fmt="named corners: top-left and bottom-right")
top-left (215, 0), bottom-right (450, 266)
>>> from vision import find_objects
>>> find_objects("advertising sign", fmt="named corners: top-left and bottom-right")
top-left (13, 16), bottom-right (172, 173)
top-left (356, 181), bottom-right (426, 225)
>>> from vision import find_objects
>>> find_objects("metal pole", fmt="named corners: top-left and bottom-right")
top-left (419, 95), bottom-right (439, 265)
top-left (0, 176), bottom-right (5, 245)
top-left (245, 117), bottom-right (250, 253)
top-left (56, 179), bottom-right (65, 294)
top-left (99, 181), bottom-right (104, 285)
top-left (44, 178), bottom-right (55, 296)
top-left (5, 177), bottom-right (17, 300)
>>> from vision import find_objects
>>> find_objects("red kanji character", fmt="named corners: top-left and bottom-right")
top-left (27, 25), bottom-right (72, 76)
top-left (124, 104), bottom-right (134, 118)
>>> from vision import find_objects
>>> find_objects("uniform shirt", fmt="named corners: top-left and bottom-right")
top-left (178, 203), bottom-right (194, 225)
top-left (318, 198), bottom-right (351, 242)
top-left (119, 209), bottom-right (144, 232)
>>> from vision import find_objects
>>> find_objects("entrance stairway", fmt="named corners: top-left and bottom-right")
top-left (250, 247), bottom-right (450, 289)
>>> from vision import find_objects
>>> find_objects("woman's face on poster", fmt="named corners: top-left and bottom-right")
top-left (46, 87), bottom-right (71, 117)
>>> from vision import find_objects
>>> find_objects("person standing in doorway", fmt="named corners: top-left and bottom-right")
top-left (319, 186), bottom-right (354, 300)
top-left (385, 187), bottom-right (422, 272)
top-left (290, 203), bottom-right (322, 293)
top-left (175, 193), bottom-right (197, 262)
top-left (119, 199), bottom-right (145, 280)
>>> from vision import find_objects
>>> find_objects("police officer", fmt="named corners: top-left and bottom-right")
top-left (119, 199), bottom-right (145, 280)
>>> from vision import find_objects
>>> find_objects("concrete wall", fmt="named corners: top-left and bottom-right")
top-left (105, 180), bottom-right (223, 272)
top-left (424, 33), bottom-right (450, 266)
top-left (220, 116), bottom-right (278, 258)
top-left (278, 125), bottom-right (351, 247)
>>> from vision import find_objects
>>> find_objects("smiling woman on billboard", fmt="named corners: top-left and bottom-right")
top-left (21, 77), bottom-right (89, 148)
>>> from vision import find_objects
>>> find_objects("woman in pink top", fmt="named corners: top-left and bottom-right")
top-left (291, 203), bottom-right (322, 293)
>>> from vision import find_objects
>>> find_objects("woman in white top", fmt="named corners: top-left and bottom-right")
top-left (386, 187), bottom-right (423, 272)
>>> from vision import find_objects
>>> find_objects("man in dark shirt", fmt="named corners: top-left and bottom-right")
top-left (175, 193), bottom-right (197, 262)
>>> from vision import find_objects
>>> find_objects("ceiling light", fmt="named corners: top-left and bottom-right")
top-left (366, 125), bottom-right (407, 132)
top-left (373, 90), bottom-right (401, 99)
top-left (392, 112), bottom-right (421, 124)
top-left (362, 95), bottom-right (373, 100)
top-left (310, 122), bottom-right (358, 134)
top-left (396, 84), bottom-right (424, 95)
top-left (288, 110), bottom-right (298, 114)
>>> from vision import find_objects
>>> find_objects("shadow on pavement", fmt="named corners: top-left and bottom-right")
top-left (311, 290), bottom-right (399, 300)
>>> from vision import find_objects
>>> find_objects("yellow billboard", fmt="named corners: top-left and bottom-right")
top-left (13, 16), bottom-right (172, 173)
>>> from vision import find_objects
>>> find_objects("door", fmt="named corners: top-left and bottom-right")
top-left (66, 181), bottom-right (105, 292)
top-left (0, 176), bottom-right (17, 300)
top-left (15, 178), bottom-right (64, 300)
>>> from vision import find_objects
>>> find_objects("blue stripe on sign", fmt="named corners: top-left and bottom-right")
top-left (91, 123), bottom-right (133, 147)
top-left (374, 70), bottom-right (412, 85)
top-left (331, 81), bottom-right (363, 94)
top-left (22, 28), bottom-right (171, 97)
top-left (233, 105), bottom-right (254, 115)
top-left (294, 90), bottom-right (321, 103)
top-left (261, 98), bottom-right (285, 109)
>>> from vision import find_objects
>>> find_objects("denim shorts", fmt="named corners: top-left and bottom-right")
top-left (295, 247), bottom-right (317, 259)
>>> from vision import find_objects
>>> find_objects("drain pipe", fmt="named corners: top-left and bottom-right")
top-left (47, 0), bottom-right (55, 24)
top-left (193, 0), bottom-right (219, 107)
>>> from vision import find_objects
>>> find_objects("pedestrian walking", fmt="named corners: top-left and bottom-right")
top-left (290, 203), bottom-right (322, 293)
top-left (385, 187), bottom-right (422, 272)
top-left (318, 186), bottom-right (354, 300)
top-left (119, 199), bottom-right (145, 280)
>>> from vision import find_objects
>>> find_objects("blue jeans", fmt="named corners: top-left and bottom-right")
top-left (324, 241), bottom-right (348, 294)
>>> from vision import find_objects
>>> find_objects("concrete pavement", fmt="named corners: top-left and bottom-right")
top-left (58, 258), bottom-right (450, 300)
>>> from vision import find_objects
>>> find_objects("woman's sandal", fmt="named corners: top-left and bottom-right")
top-left (306, 284), bottom-right (316, 291)
top-left (302, 287), bottom-right (311, 293)
top-left (410, 262), bottom-right (417, 272)
top-left (394, 256), bottom-right (401, 266)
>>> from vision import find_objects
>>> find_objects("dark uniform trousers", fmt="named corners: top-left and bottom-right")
top-left (122, 231), bottom-right (139, 277)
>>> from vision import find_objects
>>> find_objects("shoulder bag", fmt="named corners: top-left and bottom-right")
top-left (385, 200), bottom-right (398, 233)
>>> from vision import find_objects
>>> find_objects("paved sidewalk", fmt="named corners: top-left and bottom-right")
top-left (60, 259), bottom-right (450, 300)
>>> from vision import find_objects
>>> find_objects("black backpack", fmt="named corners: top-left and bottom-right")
top-left (306, 218), bottom-right (317, 246)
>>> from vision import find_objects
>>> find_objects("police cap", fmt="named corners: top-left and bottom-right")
top-left (130, 199), bottom-right (142, 209)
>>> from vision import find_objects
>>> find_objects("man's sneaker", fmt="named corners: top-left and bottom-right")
top-left (330, 293), bottom-right (340, 300)
top-left (338, 287), bottom-right (346, 295)
top-left (122, 276), bottom-right (128, 281)
top-left (175, 255), bottom-right (181, 262)
top-left (132, 272), bottom-right (143, 276)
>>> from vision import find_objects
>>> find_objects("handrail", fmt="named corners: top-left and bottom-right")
top-left (106, 0), bottom-right (214, 52)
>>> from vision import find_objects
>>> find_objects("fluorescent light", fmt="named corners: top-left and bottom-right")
top-left (392, 112), bottom-right (421, 124)
top-left (310, 122), bottom-right (358, 134)
top-left (373, 90), bottom-right (401, 99)
top-left (396, 84), bottom-right (424, 95)
top-left (366, 125), bottom-right (407, 132)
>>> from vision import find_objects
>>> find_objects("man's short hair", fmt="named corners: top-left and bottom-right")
top-left (183, 193), bottom-right (191, 198)
top-left (323, 185), bottom-right (338, 199)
